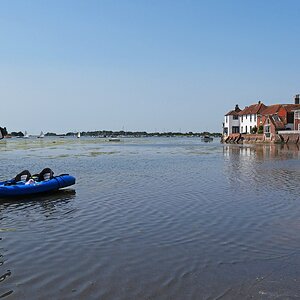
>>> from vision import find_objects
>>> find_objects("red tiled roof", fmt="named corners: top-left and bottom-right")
top-left (269, 115), bottom-right (285, 130)
top-left (282, 104), bottom-right (300, 112)
top-left (260, 104), bottom-right (282, 115)
top-left (225, 109), bottom-right (241, 116)
top-left (225, 105), bottom-right (241, 116)
top-left (239, 102), bottom-right (266, 115)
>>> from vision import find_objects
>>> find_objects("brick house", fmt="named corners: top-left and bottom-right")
top-left (281, 104), bottom-right (300, 130)
top-left (258, 100), bottom-right (300, 132)
top-left (294, 109), bottom-right (300, 131)
top-left (262, 114), bottom-right (285, 140)
top-left (258, 105), bottom-right (285, 127)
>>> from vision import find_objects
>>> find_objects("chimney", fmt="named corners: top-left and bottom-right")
top-left (295, 94), bottom-right (300, 104)
top-left (235, 104), bottom-right (240, 111)
top-left (258, 100), bottom-right (261, 104)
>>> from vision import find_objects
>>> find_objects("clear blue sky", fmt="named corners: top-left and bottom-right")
top-left (1, 0), bottom-right (299, 134)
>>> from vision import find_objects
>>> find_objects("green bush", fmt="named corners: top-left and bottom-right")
top-left (257, 125), bottom-right (263, 134)
top-left (251, 126), bottom-right (258, 134)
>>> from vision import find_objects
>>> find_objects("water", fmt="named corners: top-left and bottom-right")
top-left (0, 137), bottom-right (300, 299)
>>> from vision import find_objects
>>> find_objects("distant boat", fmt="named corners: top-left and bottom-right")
top-left (37, 131), bottom-right (44, 138)
top-left (201, 135), bottom-right (213, 142)
top-left (77, 132), bottom-right (81, 138)
top-left (24, 131), bottom-right (29, 139)
top-left (108, 137), bottom-right (121, 142)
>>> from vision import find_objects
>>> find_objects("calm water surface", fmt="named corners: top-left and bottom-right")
top-left (0, 137), bottom-right (300, 299)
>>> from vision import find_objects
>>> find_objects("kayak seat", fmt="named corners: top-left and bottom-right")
top-left (38, 168), bottom-right (54, 182)
top-left (15, 170), bottom-right (32, 182)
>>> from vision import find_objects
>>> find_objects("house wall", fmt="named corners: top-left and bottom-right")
top-left (224, 115), bottom-right (240, 135)
top-left (258, 107), bottom-right (288, 129)
top-left (239, 114), bottom-right (257, 134)
top-left (263, 118), bottom-right (277, 141)
top-left (294, 110), bottom-right (300, 131)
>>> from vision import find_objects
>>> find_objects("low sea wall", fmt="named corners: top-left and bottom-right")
top-left (278, 133), bottom-right (300, 144)
top-left (222, 132), bottom-right (300, 144)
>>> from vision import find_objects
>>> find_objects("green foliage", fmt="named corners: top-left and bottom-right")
top-left (11, 130), bottom-right (223, 138)
top-left (11, 131), bottom-right (24, 137)
top-left (257, 125), bottom-right (263, 134)
top-left (251, 126), bottom-right (257, 134)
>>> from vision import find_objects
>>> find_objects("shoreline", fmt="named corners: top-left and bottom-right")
top-left (222, 132), bottom-right (300, 144)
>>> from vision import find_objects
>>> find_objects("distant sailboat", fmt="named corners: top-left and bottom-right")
top-left (37, 131), bottom-right (44, 138)
top-left (77, 132), bottom-right (81, 138)
top-left (24, 131), bottom-right (29, 138)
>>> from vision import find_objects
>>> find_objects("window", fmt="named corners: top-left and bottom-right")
top-left (241, 116), bottom-right (243, 122)
top-left (250, 126), bottom-right (252, 132)
top-left (245, 125), bottom-right (248, 133)
top-left (254, 114), bottom-right (256, 122)
top-left (264, 125), bottom-right (271, 138)
top-left (287, 112), bottom-right (293, 123)
top-left (241, 126), bottom-right (243, 133)
top-left (250, 114), bottom-right (252, 122)
top-left (225, 116), bottom-right (228, 123)
top-left (232, 126), bottom-right (239, 133)
top-left (233, 115), bottom-right (238, 120)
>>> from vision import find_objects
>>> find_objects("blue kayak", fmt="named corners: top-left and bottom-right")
top-left (0, 174), bottom-right (76, 197)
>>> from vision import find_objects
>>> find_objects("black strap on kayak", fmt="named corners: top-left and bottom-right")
top-left (54, 176), bottom-right (62, 189)
top-left (54, 175), bottom-right (69, 189)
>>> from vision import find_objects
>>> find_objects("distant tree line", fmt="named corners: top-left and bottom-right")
top-left (64, 130), bottom-right (222, 137)
top-left (10, 130), bottom-right (222, 138)
top-left (10, 131), bottom-right (24, 137)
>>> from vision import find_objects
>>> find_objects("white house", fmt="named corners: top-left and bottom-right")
top-left (239, 101), bottom-right (266, 134)
top-left (223, 105), bottom-right (241, 136)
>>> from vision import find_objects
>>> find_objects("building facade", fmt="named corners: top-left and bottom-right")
top-left (294, 109), bottom-right (300, 131)
top-left (239, 101), bottom-right (266, 134)
top-left (223, 105), bottom-right (241, 136)
top-left (223, 95), bottom-right (300, 139)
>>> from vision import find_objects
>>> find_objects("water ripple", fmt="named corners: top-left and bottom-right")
top-left (0, 139), bottom-right (300, 298)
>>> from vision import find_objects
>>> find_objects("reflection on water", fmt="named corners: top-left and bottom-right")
top-left (0, 138), bottom-right (300, 299)
top-left (0, 189), bottom-right (76, 205)
top-left (223, 143), bottom-right (300, 160)
top-left (0, 188), bottom-right (76, 299)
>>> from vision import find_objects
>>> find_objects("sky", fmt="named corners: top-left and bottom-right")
top-left (0, 0), bottom-right (300, 134)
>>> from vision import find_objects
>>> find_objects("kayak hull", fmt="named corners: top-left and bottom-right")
top-left (0, 175), bottom-right (76, 197)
